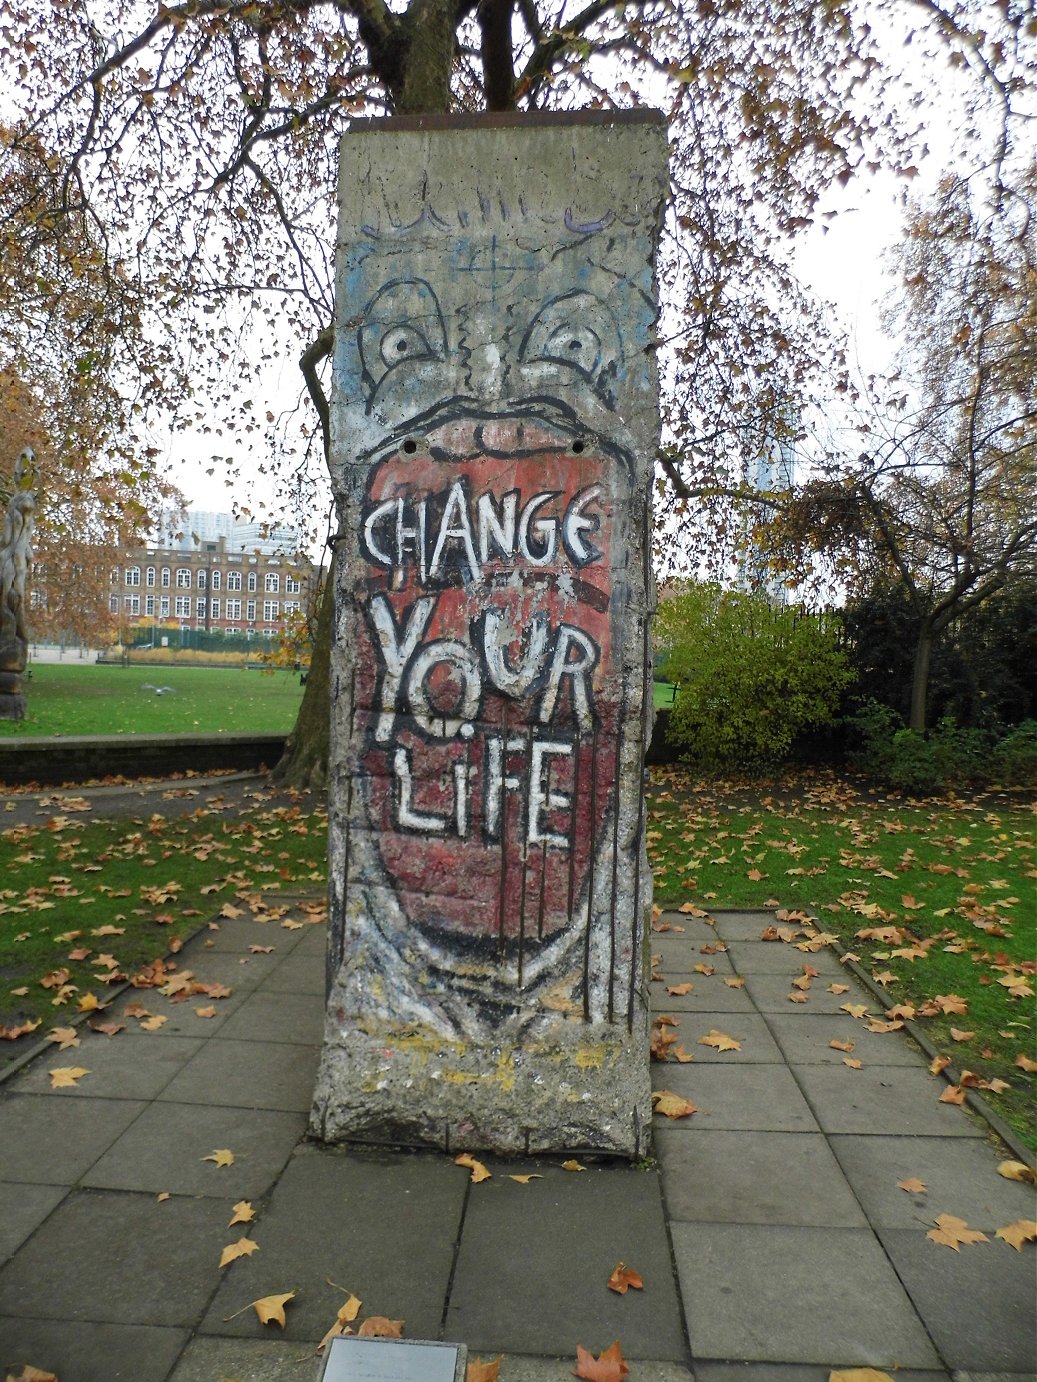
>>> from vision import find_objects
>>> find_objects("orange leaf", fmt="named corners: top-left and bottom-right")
top-left (672, 1044), bottom-right (694, 1063)
top-left (318, 1294), bottom-right (364, 1351)
top-left (997, 1160), bottom-right (1036, 1185)
top-left (454, 1153), bottom-right (491, 1183)
top-left (573, 1340), bottom-right (629, 1382)
top-left (724, 976), bottom-right (745, 989)
top-left (926, 1214), bottom-right (989, 1250)
top-left (698, 1029), bottom-right (741, 1052)
top-left (693, 963), bottom-right (715, 976)
top-left (358, 1316), bottom-right (404, 1337)
top-left (467, 1356), bottom-right (503, 1382)
top-left (827, 983), bottom-right (850, 995)
top-left (666, 983), bottom-right (693, 996)
top-left (829, 1370), bottom-right (897, 1381)
top-left (829, 1040), bottom-right (855, 1053)
top-left (6, 1368), bottom-right (59, 1382)
top-left (842, 1057), bottom-right (863, 1069)
top-left (253, 1290), bottom-right (295, 1327)
top-left (938, 1085), bottom-right (966, 1104)
top-left (652, 1090), bottom-right (697, 1119)
top-left (949, 1028), bottom-right (974, 1042)
top-left (508, 1174), bottom-right (543, 1184)
top-left (994, 1219), bottom-right (1037, 1251)
top-left (606, 1261), bottom-right (644, 1294)
top-left (1015, 1053), bottom-right (1037, 1073)
top-left (562, 1159), bottom-right (587, 1172)
top-left (49, 1066), bottom-right (89, 1087)
top-left (219, 1236), bottom-right (259, 1268)
top-left (929, 1055), bottom-right (951, 1077)
top-left (897, 1177), bottom-right (927, 1194)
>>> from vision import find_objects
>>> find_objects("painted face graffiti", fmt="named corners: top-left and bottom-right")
top-left (353, 415), bottom-right (629, 955)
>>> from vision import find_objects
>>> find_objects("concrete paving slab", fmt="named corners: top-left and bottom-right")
top-left (0, 1184), bottom-right (66, 1264)
top-left (764, 1013), bottom-right (927, 1066)
top-left (166, 1336), bottom-right (325, 1380)
top-left (446, 1159), bottom-right (687, 1360)
top-left (670, 1223), bottom-right (940, 1368)
top-left (156, 1037), bottom-right (319, 1111)
top-left (649, 978), bottom-right (756, 1014)
top-left (650, 937), bottom-right (738, 977)
top-left (81, 1102), bottom-right (307, 1196)
top-left (109, 988), bottom-right (249, 1036)
top-left (794, 1065), bottom-right (988, 1138)
top-left (692, 1367), bottom-right (949, 1382)
top-left (257, 952), bottom-right (325, 994)
top-left (216, 988), bottom-right (324, 1045)
top-left (716, 942), bottom-right (845, 978)
top-left (741, 973), bottom-right (870, 1014)
top-left (656, 1129), bottom-right (867, 1227)
top-left (0, 1189), bottom-right (230, 1327)
top-left (0, 1093), bottom-right (148, 1183)
top-left (829, 1135), bottom-right (1037, 1229)
top-left (10, 1033), bottom-right (206, 1101)
top-left (465, 1357), bottom-right (696, 1382)
top-left (650, 1065), bottom-right (821, 1133)
top-left (200, 1144), bottom-right (465, 1342)
top-left (0, 1318), bottom-right (188, 1382)
top-left (649, 1013), bottom-right (783, 1064)
top-left (952, 1374), bottom-right (1037, 1381)
top-left (193, 916), bottom-right (311, 954)
top-left (695, 912), bottom-right (783, 942)
top-left (154, 949), bottom-right (284, 991)
top-left (879, 1228), bottom-right (1037, 1372)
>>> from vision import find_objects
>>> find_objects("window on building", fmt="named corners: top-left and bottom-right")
top-left (226, 570), bottom-right (242, 591)
top-left (111, 568), bottom-right (121, 585)
top-left (176, 568), bottom-right (191, 588)
top-left (264, 572), bottom-right (279, 593)
top-left (197, 569), bottom-right (207, 589)
top-left (145, 594), bottom-right (155, 616)
top-left (109, 596), bottom-right (119, 613)
top-left (196, 597), bottom-right (206, 618)
top-left (263, 599), bottom-right (279, 621)
top-left (226, 599), bottom-right (241, 620)
top-left (146, 567), bottom-right (156, 587)
top-left (225, 626), bottom-right (239, 634)
top-left (211, 570), bottom-right (221, 591)
top-left (175, 595), bottom-right (190, 617)
top-left (160, 596), bottom-right (170, 617)
top-left (246, 600), bottom-right (256, 621)
top-left (284, 601), bottom-right (300, 615)
top-left (126, 566), bottom-right (141, 587)
top-left (161, 567), bottom-right (171, 588)
top-left (210, 599), bottom-right (220, 619)
top-left (247, 571), bottom-right (257, 592)
top-left (285, 575), bottom-right (301, 593)
top-left (124, 595), bottom-right (140, 615)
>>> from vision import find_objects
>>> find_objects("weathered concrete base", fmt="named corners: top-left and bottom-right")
top-left (311, 1019), bottom-right (652, 1157)
top-left (0, 692), bottom-right (26, 720)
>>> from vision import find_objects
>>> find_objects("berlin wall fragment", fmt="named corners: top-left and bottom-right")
top-left (311, 112), bottom-right (667, 1156)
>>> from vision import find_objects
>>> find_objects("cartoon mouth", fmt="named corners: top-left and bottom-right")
top-left (352, 413), bottom-right (628, 962)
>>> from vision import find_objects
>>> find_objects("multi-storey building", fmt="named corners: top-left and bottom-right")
top-left (108, 534), bottom-right (318, 643)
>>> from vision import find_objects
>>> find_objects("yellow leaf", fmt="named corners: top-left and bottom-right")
top-left (606, 1261), bottom-right (644, 1293)
top-left (1015, 1053), bottom-right (1037, 1072)
top-left (897, 1177), bottom-right (927, 1194)
top-left (926, 1213), bottom-right (989, 1250)
top-left (997, 1160), bottom-right (1036, 1185)
top-left (194, 1005), bottom-right (217, 1019)
top-left (698, 1028), bottom-right (741, 1052)
top-left (157, 1191), bottom-right (170, 1202)
top-left (203, 1148), bottom-right (235, 1167)
top-left (357, 1316), bottom-right (404, 1337)
top-left (139, 1015), bottom-right (167, 1031)
top-left (652, 1089), bottom-right (697, 1119)
top-left (508, 1174), bottom-right (543, 1184)
top-left (828, 1370), bottom-right (897, 1382)
top-left (49, 1066), bottom-right (89, 1087)
top-left (840, 1003), bottom-right (869, 1019)
top-left (46, 1026), bottom-right (79, 1049)
top-left (454, 1152), bottom-right (491, 1183)
top-left (666, 983), bottom-right (693, 996)
top-left (842, 1057), bottom-right (863, 1069)
top-left (229, 1200), bottom-right (255, 1225)
top-left (219, 1236), bottom-right (259, 1268)
top-left (562, 1159), bottom-right (587, 1172)
top-left (253, 1290), bottom-right (295, 1327)
top-left (994, 1219), bottom-right (1037, 1251)
top-left (317, 1292), bottom-right (364, 1351)
top-left (724, 976), bottom-right (745, 988)
top-left (467, 1356), bottom-right (503, 1382)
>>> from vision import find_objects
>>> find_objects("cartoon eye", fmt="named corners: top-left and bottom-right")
top-left (520, 291), bottom-right (621, 401)
top-left (359, 278), bottom-right (447, 397)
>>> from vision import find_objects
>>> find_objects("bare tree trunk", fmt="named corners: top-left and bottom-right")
top-left (909, 620), bottom-right (934, 732)
top-left (270, 548), bottom-right (335, 790)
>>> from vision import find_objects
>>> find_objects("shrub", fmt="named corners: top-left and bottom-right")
top-left (655, 581), bottom-right (851, 772)
top-left (848, 702), bottom-right (1035, 792)
top-left (989, 721), bottom-right (1037, 787)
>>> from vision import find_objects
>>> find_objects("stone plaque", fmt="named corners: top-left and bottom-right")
top-left (319, 1338), bottom-right (466, 1382)
top-left (312, 112), bottom-right (666, 1156)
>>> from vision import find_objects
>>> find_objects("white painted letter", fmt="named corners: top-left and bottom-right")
top-left (370, 593), bottom-right (436, 743)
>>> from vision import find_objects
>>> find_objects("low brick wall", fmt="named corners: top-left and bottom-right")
top-left (0, 733), bottom-right (288, 786)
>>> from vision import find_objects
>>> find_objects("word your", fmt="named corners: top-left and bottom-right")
top-left (363, 481), bottom-right (602, 585)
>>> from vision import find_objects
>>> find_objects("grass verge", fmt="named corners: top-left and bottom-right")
top-left (646, 766), bottom-right (1037, 1154)
top-left (0, 663), bottom-right (304, 737)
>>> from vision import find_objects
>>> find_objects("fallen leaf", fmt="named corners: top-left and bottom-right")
top-left (253, 1290), bottom-right (295, 1327)
top-left (997, 1160), bottom-right (1036, 1185)
top-left (139, 1015), bottom-right (167, 1031)
top-left (194, 1005), bottom-right (217, 1019)
top-left (203, 1148), bottom-right (235, 1167)
top-left (508, 1174), bottom-right (543, 1184)
top-left (829, 1040), bottom-right (855, 1053)
top-left (929, 1055), bottom-right (951, 1076)
top-left (46, 1026), bottom-right (80, 1050)
top-left (467, 1356), bottom-right (503, 1382)
top-left (699, 1029), bottom-right (741, 1052)
top-left (897, 1177), bottom-right (927, 1194)
top-left (827, 983), bottom-right (850, 995)
top-left (693, 963), bottom-right (715, 976)
top-left (5, 1367), bottom-right (59, 1381)
top-left (157, 1191), bottom-right (170, 1202)
top-left (49, 1066), bottom-right (89, 1087)
top-left (842, 1057), bottom-right (863, 1069)
top-left (672, 1044), bottom-right (694, 1063)
top-left (317, 1292), bottom-right (365, 1351)
top-left (1015, 1053), bottom-right (1037, 1073)
top-left (949, 1028), bottom-right (975, 1042)
top-left (666, 983), bottom-right (693, 996)
top-left (828, 1370), bottom-right (897, 1382)
top-left (938, 1085), bottom-right (966, 1104)
top-left (357, 1316), bottom-right (404, 1337)
top-left (926, 1214), bottom-right (989, 1250)
top-left (787, 991), bottom-right (809, 1004)
top-left (573, 1340), bottom-right (629, 1382)
top-left (455, 1152), bottom-right (491, 1183)
top-left (562, 1159), bottom-right (587, 1172)
top-left (652, 1089), bottom-right (697, 1119)
top-left (219, 1236), bottom-right (259, 1268)
top-left (606, 1261), bottom-right (644, 1294)
top-left (994, 1219), bottom-right (1037, 1251)
top-left (724, 976), bottom-right (745, 988)
top-left (840, 1003), bottom-right (869, 1019)
top-left (865, 1019), bottom-right (904, 1034)
top-left (229, 1200), bottom-right (255, 1225)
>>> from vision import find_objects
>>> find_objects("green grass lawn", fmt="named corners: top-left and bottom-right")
top-left (0, 803), bottom-right (328, 1046)
top-left (0, 663), bottom-right (305, 737)
top-left (646, 766), bottom-right (1037, 1152)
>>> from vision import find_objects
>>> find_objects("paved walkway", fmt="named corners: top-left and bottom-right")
top-left (1, 896), bottom-right (1034, 1381)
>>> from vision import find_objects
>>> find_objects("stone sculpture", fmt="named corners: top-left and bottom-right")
top-left (0, 448), bottom-right (37, 720)
top-left (312, 112), bottom-right (666, 1155)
